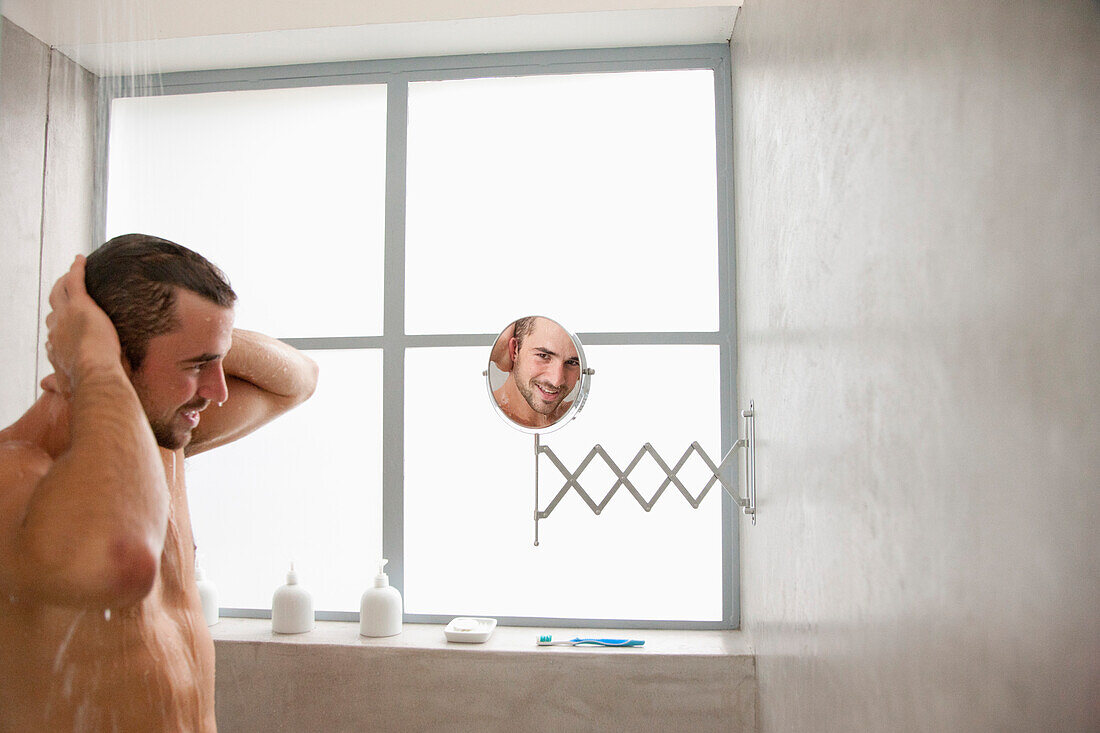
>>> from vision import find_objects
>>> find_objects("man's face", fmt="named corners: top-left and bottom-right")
top-left (129, 289), bottom-right (235, 450)
top-left (510, 318), bottom-right (580, 418)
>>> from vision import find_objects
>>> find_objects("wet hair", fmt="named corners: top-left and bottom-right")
top-left (84, 234), bottom-right (237, 370)
top-left (512, 316), bottom-right (539, 349)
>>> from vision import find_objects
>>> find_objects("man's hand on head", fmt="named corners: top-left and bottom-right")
top-left (44, 255), bottom-right (124, 396)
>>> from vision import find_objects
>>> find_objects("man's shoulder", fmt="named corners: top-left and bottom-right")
top-left (0, 440), bottom-right (51, 560)
top-left (0, 436), bottom-right (50, 457)
top-left (0, 440), bottom-right (52, 486)
top-left (0, 394), bottom-right (62, 472)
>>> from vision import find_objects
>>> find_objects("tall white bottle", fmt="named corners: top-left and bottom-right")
top-left (195, 561), bottom-right (219, 627)
top-left (272, 563), bottom-right (315, 634)
top-left (359, 559), bottom-right (402, 637)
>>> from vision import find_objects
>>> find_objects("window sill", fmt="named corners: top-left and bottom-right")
top-left (210, 618), bottom-right (756, 731)
top-left (209, 616), bottom-right (753, 657)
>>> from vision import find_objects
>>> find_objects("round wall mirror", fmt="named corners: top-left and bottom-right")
top-left (486, 315), bottom-right (592, 434)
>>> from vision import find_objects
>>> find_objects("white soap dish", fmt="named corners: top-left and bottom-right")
top-left (444, 617), bottom-right (497, 643)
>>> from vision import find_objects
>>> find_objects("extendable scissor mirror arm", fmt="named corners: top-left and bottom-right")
top-left (531, 400), bottom-right (757, 546)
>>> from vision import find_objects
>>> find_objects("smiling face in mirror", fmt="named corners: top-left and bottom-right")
top-left (490, 316), bottom-right (582, 430)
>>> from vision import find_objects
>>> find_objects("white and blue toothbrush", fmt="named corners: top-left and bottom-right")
top-left (537, 634), bottom-right (644, 647)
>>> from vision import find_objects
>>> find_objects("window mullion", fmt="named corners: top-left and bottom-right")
top-left (381, 79), bottom-right (410, 597)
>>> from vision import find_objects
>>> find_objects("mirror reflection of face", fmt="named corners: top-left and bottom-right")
top-left (493, 316), bottom-right (580, 429)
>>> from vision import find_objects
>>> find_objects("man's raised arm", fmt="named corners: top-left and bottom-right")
top-left (0, 257), bottom-right (168, 609)
top-left (184, 329), bottom-right (318, 457)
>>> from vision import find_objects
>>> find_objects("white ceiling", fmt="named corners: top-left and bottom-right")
top-left (2, 1), bottom-right (740, 75)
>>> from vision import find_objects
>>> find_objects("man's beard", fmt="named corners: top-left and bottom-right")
top-left (149, 417), bottom-right (187, 450)
top-left (148, 399), bottom-right (207, 450)
top-left (517, 378), bottom-right (565, 416)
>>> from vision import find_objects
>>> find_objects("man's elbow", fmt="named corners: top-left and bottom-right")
top-left (104, 536), bottom-right (160, 607)
top-left (20, 532), bottom-right (161, 608)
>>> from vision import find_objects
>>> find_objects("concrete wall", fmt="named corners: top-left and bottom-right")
top-left (0, 18), bottom-right (49, 426)
top-left (0, 17), bottom-right (98, 426)
top-left (731, 1), bottom-right (1100, 731)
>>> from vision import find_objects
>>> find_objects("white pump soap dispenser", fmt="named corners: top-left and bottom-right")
top-left (271, 563), bottom-right (315, 634)
top-left (194, 559), bottom-right (219, 627)
top-left (359, 559), bottom-right (402, 637)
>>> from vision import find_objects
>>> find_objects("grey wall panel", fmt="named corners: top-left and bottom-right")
top-left (38, 47), bottom-right (98, 386)
top-left (731, 1), bottom-right (1100, 730)
top-left (0, 17), bottom-right (49, 425)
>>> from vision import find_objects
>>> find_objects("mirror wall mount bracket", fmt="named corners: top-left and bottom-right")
top-left (532, 400), bottom-right (756, 546)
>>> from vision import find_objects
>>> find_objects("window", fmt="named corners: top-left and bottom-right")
top-left (104, 45), bottom-right (738, 628)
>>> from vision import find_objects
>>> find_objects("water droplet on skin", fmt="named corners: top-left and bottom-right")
top-left (103, 608), bottom-right (111, 621)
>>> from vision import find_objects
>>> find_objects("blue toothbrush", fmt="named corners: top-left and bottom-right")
top-left (537, 634), bottom-right (644, 647)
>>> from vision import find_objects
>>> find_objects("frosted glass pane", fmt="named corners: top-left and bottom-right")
top-left (187, 349), bottom-right (382, 612)
top-left (106, 85), bottom-right (386, 338)
top-left (404, 344), bottom-right (722, 621)
top-left (405, 70), bottom-right (720, 335)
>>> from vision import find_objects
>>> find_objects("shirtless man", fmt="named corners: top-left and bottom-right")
top-left (491, 316), bottom-right (580, 429)
top-left (0, 234), bottom-right (318, 731)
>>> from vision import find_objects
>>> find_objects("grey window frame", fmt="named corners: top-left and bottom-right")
top-left (99, 43), bottom-right (740, 630)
